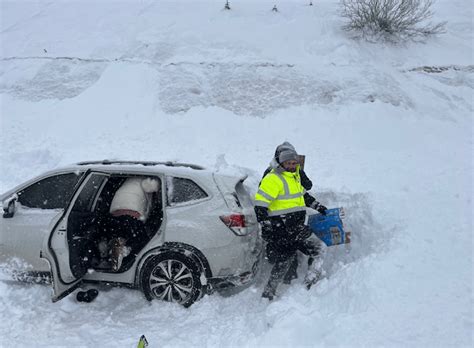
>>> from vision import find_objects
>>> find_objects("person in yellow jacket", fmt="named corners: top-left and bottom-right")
top-left (255, 146), bottom-right (327, 300)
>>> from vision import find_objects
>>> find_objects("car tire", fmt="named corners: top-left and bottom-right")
top-left (140, 251), bottom-right (204, 307)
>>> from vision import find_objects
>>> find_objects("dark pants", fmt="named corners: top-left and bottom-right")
top-left (264, 235), bottom-right (323, 296)
top-left (262, 212), bottom-right (323, 296)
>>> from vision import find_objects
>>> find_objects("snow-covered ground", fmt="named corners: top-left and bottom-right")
top-left (0, 0), bottom-right (472, 346)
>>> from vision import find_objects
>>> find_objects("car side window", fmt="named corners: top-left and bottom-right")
top-left (17, 172), bottom-right (83, 209)
top-left (71, 174), bottom-right (108, 213)
top-left (166, 177), bottom-right (208, 206)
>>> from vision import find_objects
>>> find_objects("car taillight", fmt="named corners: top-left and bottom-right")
top-left (220, 214), bottom-right (249, 236)
top-left (220, 214), bottom-right (245, 227)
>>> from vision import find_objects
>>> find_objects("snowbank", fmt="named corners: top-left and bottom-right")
top-left (0, 0), bottom-right (472, 347)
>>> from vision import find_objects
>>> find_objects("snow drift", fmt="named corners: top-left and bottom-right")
top-left (0, 0), bottom-right (472, 347)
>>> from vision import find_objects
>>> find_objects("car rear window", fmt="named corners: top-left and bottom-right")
top-left (166, 177), bottom-right (208, 205)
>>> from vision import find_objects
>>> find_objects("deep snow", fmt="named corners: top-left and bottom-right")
top-left (0, 0), bottom-right (472, 347)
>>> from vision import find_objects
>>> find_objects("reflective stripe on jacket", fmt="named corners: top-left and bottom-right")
top-left (254, 167), bottom-right (306, 216)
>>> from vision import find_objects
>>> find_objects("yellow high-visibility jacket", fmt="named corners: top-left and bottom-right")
top-left (254, 167), bottom-right (306, 217)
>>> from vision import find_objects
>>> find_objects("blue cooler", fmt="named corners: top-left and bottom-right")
top-left (307, 207), bottom-right (350, 246)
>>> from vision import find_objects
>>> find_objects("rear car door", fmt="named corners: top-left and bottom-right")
top-left (0, 172), bottom-right (83, 273)
top-left (42, 172), bottom-right (109, 301)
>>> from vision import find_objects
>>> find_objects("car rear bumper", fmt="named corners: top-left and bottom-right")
top-left (206, 246), bottom-right (262, 292)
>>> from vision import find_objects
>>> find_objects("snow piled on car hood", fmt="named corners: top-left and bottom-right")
top-left (0, 0), bottom-right (472, 347)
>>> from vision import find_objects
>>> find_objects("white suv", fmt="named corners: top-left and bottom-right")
top-left (0, 160), bottom-right (262, 307)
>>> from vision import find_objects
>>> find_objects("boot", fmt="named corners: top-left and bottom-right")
top-left (304, 257), bottom-right (325, 290)
top-left (304, 269), bottom-right (322, 290)
top-left (261, 287), bottom-right (275, 301)
top-left (262, 277), bottom-right (278, 301)
top-left (76, 289), bottom-right (99, 303)
top-left (262, 258), bottom-right (292, 300)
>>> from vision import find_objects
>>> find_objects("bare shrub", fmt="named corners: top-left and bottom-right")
top-left (340, 0), bottom-right (446, 42)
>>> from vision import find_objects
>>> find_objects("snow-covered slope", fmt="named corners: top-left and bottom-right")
top-left (0, 0), bottom-right (472, 347)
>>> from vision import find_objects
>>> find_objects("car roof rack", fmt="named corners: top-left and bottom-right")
top-left (76, 160), bottom-right (205, 170)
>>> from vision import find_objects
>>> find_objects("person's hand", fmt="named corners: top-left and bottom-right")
top-left (311, 201), bottom-right (328, 215)
top-left (316, 204), bottom-right (328, 215)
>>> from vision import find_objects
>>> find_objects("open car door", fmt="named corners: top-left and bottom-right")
top-left (41, 172), bottom-right (109, 302)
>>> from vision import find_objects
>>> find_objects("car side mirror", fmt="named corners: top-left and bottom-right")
top-left (3, 195), bottom-right (17, 218)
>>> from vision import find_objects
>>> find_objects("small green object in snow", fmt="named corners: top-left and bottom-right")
top-left (137, 335), bottom-right (148, 348)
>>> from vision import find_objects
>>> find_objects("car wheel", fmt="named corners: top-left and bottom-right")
top-left (141, 252), bottom-right (203, 307)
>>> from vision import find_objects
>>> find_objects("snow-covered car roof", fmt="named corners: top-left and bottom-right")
top-left (72, 160), bottom-right (209, 176)
top-left (0, 160), bottom-right (245, 201)
top-left (76, 160), bottom-right (206, 171)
